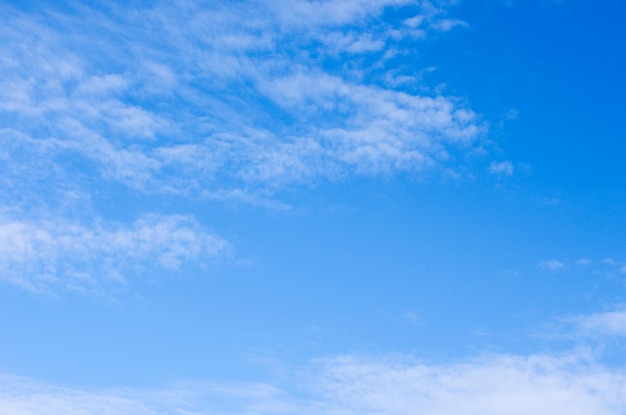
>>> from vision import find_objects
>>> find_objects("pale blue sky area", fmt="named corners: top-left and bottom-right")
top-left (1, 1), bottom-right (626, 413)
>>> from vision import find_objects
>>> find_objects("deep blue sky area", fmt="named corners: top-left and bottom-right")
top-left (1, 1), bottom-right (626, 413)
top-left (423, 1), bottom-right (626, 191)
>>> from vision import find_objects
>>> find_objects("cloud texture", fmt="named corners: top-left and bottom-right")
top-left (0, 214), bottom-right (228, 293)
top-left (0, 0), bottom-right (485, 199)
top-left (2, 350), bottom-right (626, 415)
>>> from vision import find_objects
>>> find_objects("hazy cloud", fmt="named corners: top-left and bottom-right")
top-left (489, 160), bottom-right (514, 176)
top-left (2, 349), bottom-right (626, 415)
top-left (576, 308), bottom-right (626, 337)
top-left (310, 352), bottom-right (626, 415)
top-left (538, 257), bottom-right (626, 277)
top-left (0, 214), bottom-right (229, 294)
top-left (540, 259), bottom-right (567, 272)
top-left (0, 0), bottom-right (488, 202)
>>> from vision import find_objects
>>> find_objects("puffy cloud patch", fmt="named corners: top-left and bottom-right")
top-left (489, 160), bottom-right (514, 176)
top-left (0, 0), bottom-right (487, 200)
top-left (576, 308), bottom-right (626, 337)
top-left (310, 352), bottom-right (626, 415)
top-left (0, 214), bottom-right (229, 294)
top-left (540, 259), bottom-right (567, 272)
top-left (2, 350), bottom-right (626, 415)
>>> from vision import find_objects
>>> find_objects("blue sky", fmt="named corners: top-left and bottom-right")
top-left (1, 0), bottom-right (626, 413)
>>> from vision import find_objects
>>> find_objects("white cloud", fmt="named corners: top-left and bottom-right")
top-left (533, 257), bottom-right (626, 282)
top-left (404, 310), bottom-right (422, 324)
top-left (430, 18), bottom-right (469, 32)
top-left (0, 373), bottom-right (294, 415)
top-left (321, 32), bottom-right (387, 54)
top-left (0, 0), bottom-right (488, 202)
top-left (259, 72), bottom-right (482, 177)
top-left (270, 0), bottom-right (412, 28)
top-left (489, 160), bottom-right (514, 176)
top-left (404, 14), bottom-right (426, 28)
top-left (2, 350), bottom-right (626, 415)
top-left (310, 352), bottom-right (626, 415)
top-left (540, 259), bottom-right (567, 272)
top-left (505, 108), bottom-right (520, 120)
top-left (577, 308), bottom-right (626, 337)
top-left (0, 214), bottom-right (229, 294)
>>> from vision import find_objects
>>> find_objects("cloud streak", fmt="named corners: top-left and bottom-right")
top-left (310, 352), bottom-right (626, 415)
top-left (0, 0), bottom-right (486, 201)
top-left (2, 348), bottom-right (626, 415)
top-left (576, 308), bottom-right (626, 337)
top-left (0, 214), bottom-right (228, 294)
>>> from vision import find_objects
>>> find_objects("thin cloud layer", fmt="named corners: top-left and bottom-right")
top-left (0, 0), bottom-right (485, 200)
top-left (2, 349), bottom-right (626, 415)
top-left (311, 353), bottom-right (626, 415)
top-left (0, 214), bottom-right (228, 294)
top-left (538, 257), bottom-right (626, 277)
top-left (0, 0), bottom-right (488, 294)
top-left (577, 308), bottom-right (626, 337)
top-left (489, 160), bottom-right (514, 176)
top-left (540, 259), bottom-right (567, 272)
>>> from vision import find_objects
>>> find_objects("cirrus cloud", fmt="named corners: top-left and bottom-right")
top-left (0, 0), bottom-right (487, 201)
top-left (0, 214), bottom-right (229, 294)
top-left (2, 349), bottom-right (626, 415)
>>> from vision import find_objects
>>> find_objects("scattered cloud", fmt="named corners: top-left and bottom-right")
top-left (3, 348), bottom-right (626, 415)
top-left (505, 108), bottom-right (520, 120)
top-left (537, 257), bottom-right (626, 281)
top-left (0, 372), bottom-right (295, 415)
top-left (576, 308), bottom-right (626, 337)
top-left (0, 0), bottom-right (488, 206)
top-left (429, 18), bottom-right (469, 32)
top-left (404, 310), bottom-right (423, 324)
top-left (489, 160), bottom-right (514, 176)
top-left (310, 352), bottom-right (626, 415)
top-left (540, 195), bottom-right (560, 206)
top-left (540, 259), bottom-right (567, 272)
top-left (0, 214), bottom-right (229, 294)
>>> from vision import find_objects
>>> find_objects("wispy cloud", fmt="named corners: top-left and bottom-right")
top-left (0, 372), bottom-right (294, 415)
top-left (0, 0), bottom-right (489, 297)
top-left (540, 259), bottom-right (567, 272)
top-left (2, 348), bottom-right (626, 415)
top-left (576, 308), bottom-right (626, 337)
top-left (310, 352), bottom-right (626, 415)
top-left (0, 214), bottom-right (229, 294)
top-left (404, 310), bottom-right (423, 324)
top-left (0, 0), bottom-right (486, 203)
top-left (538, 257), bottom-right (626, 277)
top-left (489, 160), bottom-right (514, 176)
